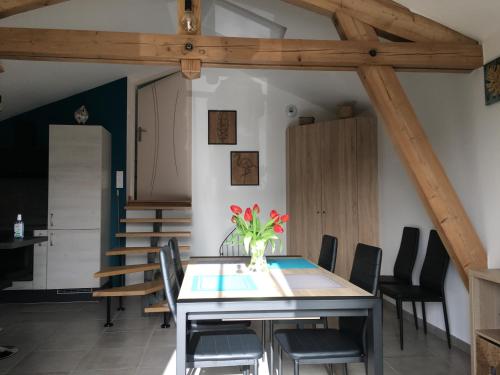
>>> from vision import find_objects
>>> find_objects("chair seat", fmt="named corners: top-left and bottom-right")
top-left (380, 284), bottom-right (443, 301)
top-left (187, 330), bottom-right (263, 362)
top-left (379, 275), bottom-right (406, 285)
top-left (274, 329), bottom-right (363, 360)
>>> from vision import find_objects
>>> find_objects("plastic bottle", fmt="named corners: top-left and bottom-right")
top-left (14, 214), bottom-right (24, 239)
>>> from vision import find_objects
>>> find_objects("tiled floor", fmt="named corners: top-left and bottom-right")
top-left (0, 298), bottom-right (470, 374)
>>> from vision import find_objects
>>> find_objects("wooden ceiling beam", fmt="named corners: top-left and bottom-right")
top-left (0, 0), bottom-right (67, 19)
top-left (282, 0), bottom-right (477, 44)
top-left (334, 11), bottom-right (487, 287)
top-left (178, 0), bottom-right (201, 35)
top-left (0, 27), bottom-right (483, 72)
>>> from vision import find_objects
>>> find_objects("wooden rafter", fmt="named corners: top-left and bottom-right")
top-left (0, 27), bottom-right (483, 72)
top-left (334, 12), bottom-right (487, 287)
top-left (0, 0), bottom-right (66, 19)
top-left (283, 0), bottom-right (477, 44)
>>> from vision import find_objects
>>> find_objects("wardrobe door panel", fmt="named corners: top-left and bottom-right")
top-left (286, 124), bottom-right (323, 261)
top-left (321, 119), bottom-right (359, 279)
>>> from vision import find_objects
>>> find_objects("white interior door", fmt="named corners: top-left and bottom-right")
top-left (136, 72), bottom-right (192, 201)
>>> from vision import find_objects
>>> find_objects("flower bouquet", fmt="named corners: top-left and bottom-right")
top-left (226, 203), bottom-right (289, 272)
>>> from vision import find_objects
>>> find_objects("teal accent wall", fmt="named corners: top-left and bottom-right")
top-left (0, 78), bottom-right (127, 251)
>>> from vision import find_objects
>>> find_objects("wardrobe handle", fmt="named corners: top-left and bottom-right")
top-left (49, 233), bottom-right (54, 246)
top-left (322, 210), bottom-right (326, 214)
top-left (50, 213), bottom-right (54, 227)
top-left (316, 210), bottom-right (320, 214)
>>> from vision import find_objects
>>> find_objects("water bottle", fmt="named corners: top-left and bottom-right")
top-left (14, 214), bottom-right (24, 239)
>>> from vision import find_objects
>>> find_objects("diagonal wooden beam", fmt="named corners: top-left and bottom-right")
top-left (0, 27), bottom-right (483, 72)
top-left (178, 0), bottom-right (201, 35)
top-left (283, 0), bottom-right (477, 44)
top-left (0, 0), bottom-right (67, 19)
top-left (334, 12), bottom-right (487, 287)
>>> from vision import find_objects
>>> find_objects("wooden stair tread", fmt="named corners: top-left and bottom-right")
top-left (94, 263), bottom-right (160, 278)
top-left (105, 246), bottom-right (190, 256)
top-left (125, 201), bottom-right (191, 211)
top-left (120, 218), bottom-right (192, 224)
top-left (93, 280), bottom-right (163, 297)
top-left (115, 231), bottom-right (191, 238)
top-left (144, 300), bottom-right (170, 313)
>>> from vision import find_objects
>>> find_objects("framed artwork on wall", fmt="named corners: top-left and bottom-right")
top-left (484, 57), bottom-right (500, 105)
top-left (231, 151), bottom-right (259, 186)
top-left (208, 110), bottom-right (237, 144)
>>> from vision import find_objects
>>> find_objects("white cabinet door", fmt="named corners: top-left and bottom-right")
top-left (47, 230), bottom-right (100, 289)
top-left (33, 241), bottom-right (48, 290)
top-left (48, 125), bottom-right (102, 230)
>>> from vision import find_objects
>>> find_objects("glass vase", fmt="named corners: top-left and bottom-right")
top-left (247, 240), bottom-right (268, 272)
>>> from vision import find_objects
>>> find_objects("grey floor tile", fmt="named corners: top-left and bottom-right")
top-left (38, 331), bottom-right (102, 350)
top-left (139, 345), bottom-right (175, 369)
top-left (73, 369), bottom-right (136, 375)
top-left (104, 318), bottom-right (160, 333)
top-left (95, 330), bottom-right (152, 349)
top-left (7, 349), bottom-right (86, 374)
top-left (75, 347), bottom-right (143, 371)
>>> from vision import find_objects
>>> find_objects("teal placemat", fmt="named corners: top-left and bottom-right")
top-left (192, 275), bottom-right (257, 292)
top-left (267, 258), bottom-right (317, 270)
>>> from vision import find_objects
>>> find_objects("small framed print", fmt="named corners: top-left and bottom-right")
top-left (231, 151), bottom-right (259, 186)
top-left (485, 57), bottom-right (500, 105)
top-left (208, 110), bottom-right (237, 145)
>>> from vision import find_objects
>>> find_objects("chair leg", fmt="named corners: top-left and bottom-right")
top-left (397, 299), bottom-right (404, 350)
top-left (255, 359), bottom-right (259, 375)
top-left (278, 345), bottom-right (283, 375)
top-left (380, 292), bottom-right (384, 324)
top-left (294, 360), bottom-right (299, 375)
top-left (343, 363), bottom-right (349, 375)
top-left (243, 368), bottom-right (249, 375)
top-left (270, 321), bottom-right (274, 374)
top-left (442, 299), bottom-right (451, 349)
top-left (262, 321), bottom-right (266, 348)
top-left (395, 298), bottom-right (400, 320)
top-left (421, 302), bottom-right (427, 334)
top-left (411, 301), bottom-right (419, 330)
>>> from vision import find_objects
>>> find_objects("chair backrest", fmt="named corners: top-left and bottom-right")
top-left (159, 244), bottom-right (180, 324)
top-left (393, 227), bottom-right (420, 283)
top-left (317, 235), bottom-right (338, 273)
top-left (219, 228), bottom-right (244, 256)
top-left (419, 230), bottom-right (449, 294)
top-left (340, 243), bottom-right (382, 348)
top-left (169, 237), bottom-right (184, 288)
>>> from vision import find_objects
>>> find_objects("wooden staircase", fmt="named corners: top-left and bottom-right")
top-left (92, 200), bottom-right (191, 327)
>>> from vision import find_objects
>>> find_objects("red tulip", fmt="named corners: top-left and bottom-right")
top-left (244, 208), bottom-right (253, 222)
top-left (231, 216), bottom-right (237, 223)
top-left (270, 210), bottom-right (279, 219)
top-left (230, 205), bottom-right (242, 215)
top-left (280, 214), bottom-right (289, 223)
top-left (273, 224), bottom-right (284, 233)
top-left (252, 203), bottom-right (260, 214)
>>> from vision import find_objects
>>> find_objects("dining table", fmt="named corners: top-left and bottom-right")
top-left (176, 256), bottom-right (383, 375)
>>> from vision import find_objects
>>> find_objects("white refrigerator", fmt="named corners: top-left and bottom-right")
top-left (47, 125), bottom-right (111, 289)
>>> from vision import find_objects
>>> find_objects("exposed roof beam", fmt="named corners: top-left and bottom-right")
top-left (282, 0), bottom-right (477, 44)
top-left (335, 11), bottom-right (487, 287)
top-left (181, 59), bottom-right (201, 79)
top-left (178, 0), bottom-right (201, 35)
top-left (0, 0), bottom-right (67, 19)
top-left (0, 27), bottom-right (483, 72)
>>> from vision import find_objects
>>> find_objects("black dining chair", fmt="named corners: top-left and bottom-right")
top-left (379, 227), bottom-right (420, 328)
top-left (274, 243), bottom-right (382, 375)
top-left (166, 238), bottom-right (251, 331)
top-left (317, 234), bottom-right (338, 273)
top-left (159, 245), bottom-right (263, 375)
top-left (380, 230), bottom-right (451, 350)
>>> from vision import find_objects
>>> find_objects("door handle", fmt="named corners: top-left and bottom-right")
top-left (50, 213), bottom-right (54, 227)
top-left (137, 126), bottom-right (147, 142)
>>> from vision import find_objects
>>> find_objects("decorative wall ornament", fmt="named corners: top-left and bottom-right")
top-left (74, 105), bottom-right (89, 124)
top-left (208, 110), bottom-right (237, 145)
top-left (485, 57), bottom-right (500, 105)
top-left (231, 151), bottom-right (259, 186)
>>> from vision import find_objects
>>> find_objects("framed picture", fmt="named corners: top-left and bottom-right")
top-left (208, 110), bottom-right (237, 144)
top-left (485, 57), bottom-right (500, 105)
top-left (231, 151), bottom-right (259, 186)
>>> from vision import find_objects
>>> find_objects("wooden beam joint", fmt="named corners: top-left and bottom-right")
top-left (181, 59), bottom-right (201, 79)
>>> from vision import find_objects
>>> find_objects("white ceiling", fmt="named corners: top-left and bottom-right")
top-left (1, 0), bottom-right (500, 121)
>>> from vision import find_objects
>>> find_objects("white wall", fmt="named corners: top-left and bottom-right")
top-left (190, 68), bottom-right (336, 256)
top-left (379, 66), bottom-right (500, 344)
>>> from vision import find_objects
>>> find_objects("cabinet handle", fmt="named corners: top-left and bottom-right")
top-left (50, 213), bottom-right (54, 227)
top-left (323, 211), bottom-right (326, 214)
top-left (50, 233), bottom-right (54, 246)
top-left (316, 210), bottom-right (320, 214)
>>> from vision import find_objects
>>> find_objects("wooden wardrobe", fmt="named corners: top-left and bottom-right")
top-left (286, 116), bottom-right (378, 278)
